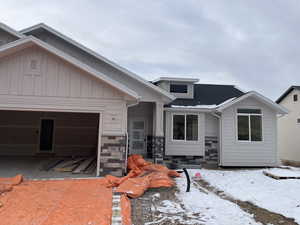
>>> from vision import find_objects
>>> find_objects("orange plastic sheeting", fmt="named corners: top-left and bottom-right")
top-left (121, 195), bottom-right (132, 225)
top-left (0, 174), bottom-right (22, 194)
top-left (0, 179), bottom-right (113, 225)
top-left (0, 155), bottom-right (179, 225)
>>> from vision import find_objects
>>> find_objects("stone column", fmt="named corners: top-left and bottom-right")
top-left (99, 136), bottom-right (126, 177)
top-left (153, 102), bottom-right (165, 164)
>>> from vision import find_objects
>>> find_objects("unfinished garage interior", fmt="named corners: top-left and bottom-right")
top-left (0, 110), bottom-right (100, 178)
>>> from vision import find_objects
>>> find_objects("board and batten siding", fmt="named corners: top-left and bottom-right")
top-left (0, 46), bottom-right (128, 135)
top-left (221, 96), bottom-right (278, 166)
top-left (165, 111), bottom-right (205, 156)
top-left (28, 30), bottom-right (164, 102)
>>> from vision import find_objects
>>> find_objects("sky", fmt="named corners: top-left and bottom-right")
top-left (1, 0), bottom-right (300, 100)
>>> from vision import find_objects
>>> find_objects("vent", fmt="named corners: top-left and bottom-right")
top-left (30, 60), bottom-right (37, 70)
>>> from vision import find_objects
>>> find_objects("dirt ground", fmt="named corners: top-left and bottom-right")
top-left (197, 179), bottom-right (298, 225)
top-left (131, 187), bottom-right (204, 225)
top-left (131, 179), bottom-right (299, 225)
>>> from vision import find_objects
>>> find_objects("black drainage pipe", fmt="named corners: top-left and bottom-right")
top-left (176, 168), bottom-right (191, 192)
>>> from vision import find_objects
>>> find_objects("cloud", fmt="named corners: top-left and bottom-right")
top-left (1, 0), bottom-right (300, 99)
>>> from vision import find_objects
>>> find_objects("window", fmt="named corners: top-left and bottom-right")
top-left (294, 94), bottom-right (298, 102)
top-left (237, 109), bottom-right (262, 142)
top-left (173, 114), bottom-right (198, 141)
top-left (170, 84), bottom-right (188, 93)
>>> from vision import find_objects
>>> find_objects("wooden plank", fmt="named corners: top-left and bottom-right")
top-left (72, 157), bottom-right (95, 174)
top-left (53, 158), bottom-right (85, 171)
top-left (41, 159), bottom-right (64, 171)
top-left (55, 164), bottom-right (79, 172)
top-left (263, 171), bottom-right (300, 180)
top-left (84, 159), bottom-right (97, 174)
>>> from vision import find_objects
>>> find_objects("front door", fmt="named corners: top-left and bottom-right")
top-left (39, 119), bottom-right (54, 152)
top-left (130, 119), bottom-right (146, 156)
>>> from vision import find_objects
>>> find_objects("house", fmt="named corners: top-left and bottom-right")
top-left (277, 86), bottom-right (300, 166)
top-left (0, 23), bottom-right (287, 178)
top-left (154, 78), bottom-right (287, 167)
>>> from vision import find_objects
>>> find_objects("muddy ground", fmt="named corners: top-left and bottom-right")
top-left (131, 179), bottom-right (298, 225)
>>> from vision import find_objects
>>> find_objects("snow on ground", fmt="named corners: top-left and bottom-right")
top-left (161, 176), bottom-right (261, 225)
top-left (197, 168), bottom-right (300, 223)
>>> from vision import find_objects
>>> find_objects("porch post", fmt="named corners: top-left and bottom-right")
top-left (96, 113), bottom-right (102, 177)
top-left (153, 102), bottom-right (164, 164)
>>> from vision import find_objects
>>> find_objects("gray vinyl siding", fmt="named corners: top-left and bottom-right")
top-left (220, 97), bottom-right (278, 166)
top-left (0, 29), bottom-right (18, 47)
top-left (165, 111), bottom-right (205, 156)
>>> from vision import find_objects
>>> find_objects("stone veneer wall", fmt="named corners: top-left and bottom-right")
top-left (152, 136), bottom-right (164, 164)
top-left (99, 136), bottom-right (126, 177)
top-left (146, 135), bottom-right (153, 158)
top-left (205, 136), bottom-right (218, 162)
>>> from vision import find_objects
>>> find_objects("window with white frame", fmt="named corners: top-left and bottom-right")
top-left (237, 109), bottom-right (262, 141)
top-left (173, 114), bottom-right (198, 141)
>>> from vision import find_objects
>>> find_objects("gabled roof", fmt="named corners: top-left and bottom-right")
top-left (20, 23), bottom-right (175, 101)
top-left (0, 36), bottom-right (139, 100)
top-left (152, 77), bottom-right (199, 83)
top-left (217, 91), bottom-right (288, 114)
top-left (166, 84), bottom-right (244, 107)
top-left (276, 86), bottom-right (300, 104)
top-left (0, 23), bottom-right (25, 39)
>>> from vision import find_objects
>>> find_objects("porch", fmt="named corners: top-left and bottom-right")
top-left (127, 102), bottom-right (164, 163)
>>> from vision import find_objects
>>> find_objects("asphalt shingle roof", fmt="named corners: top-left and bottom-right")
top-left (166, 84), bottom-right (245, 107)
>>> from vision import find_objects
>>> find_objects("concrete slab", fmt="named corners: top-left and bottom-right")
top-left (0, 156), bottom-right (96, 179)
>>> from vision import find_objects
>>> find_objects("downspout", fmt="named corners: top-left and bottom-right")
top-left (125, 100), bottom-right (140, 174)
top-left (211, 112), bottom-right (222, 166)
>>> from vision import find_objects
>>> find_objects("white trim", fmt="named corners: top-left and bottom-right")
top-left (96, 113), bottom-right (102, 177)
top-left (153, 77), bottom-right (199, 83)
top-left (171, 113), bottom-right (199, 142)
top-left (20, 23), bottom-right (175, 101)
top-left (0, 36), bottom-right (140, 100)
top-left (0, 23), bottom-right (25, 39)
top-left (217, 91), bottom-right (288, 114)
top-left (165, 107), bottom-right (213, 113)
top-left (236, 108), bottom-right (263, 143)
top-left (38, 117), bottom-right (55, 153)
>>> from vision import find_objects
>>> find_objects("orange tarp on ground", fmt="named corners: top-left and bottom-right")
top-left (0, 155), bottom-right (180, 225)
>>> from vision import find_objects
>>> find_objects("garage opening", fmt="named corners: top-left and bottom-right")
top-left (0, 110), bottom-right (100, 179)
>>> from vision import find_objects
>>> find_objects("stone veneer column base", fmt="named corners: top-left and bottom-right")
top-left (205, 136), bottom-right (218, 162)
top-left (152, 136), bottom-right (164, 164)
top-left (99, 136), bottom-right (126, 177)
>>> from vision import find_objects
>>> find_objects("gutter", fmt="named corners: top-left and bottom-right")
top-left (211, 112), bottom-right (222, 167)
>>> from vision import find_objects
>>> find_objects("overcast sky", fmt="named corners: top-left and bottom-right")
top-left (1, 0), bottom-right (300, 100)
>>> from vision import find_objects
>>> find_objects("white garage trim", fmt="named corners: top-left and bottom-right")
top-left (97, 113), bottom-right (102, 177)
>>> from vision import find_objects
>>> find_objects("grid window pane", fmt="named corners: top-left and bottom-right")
top-left (250, 115), bottom-right (262, 141)
top-left (173, 115), bottom-right (185, 140)
top-left (237, 109), bottom-right (261, 114)
top-left (238, 115), bottom-right (249, 141)
top-left (186, 115), bottom-right (198, 141)
top-left (170, 84), bottom-right (188, 93)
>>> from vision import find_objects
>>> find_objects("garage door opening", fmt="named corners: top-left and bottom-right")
top-left (0, 110), bottom-right (100, 179)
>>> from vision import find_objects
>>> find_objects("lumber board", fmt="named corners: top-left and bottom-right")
top-left (263, 171), bottom-right (300, 180)
top-left (72, 157), bottom-right (95, 174)
top-left (41, 159), bottom-right (64, 171)
top-left (53, 158), bottom-right (85, 172)
top-left (84, 160), bottom-right (97, 174)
